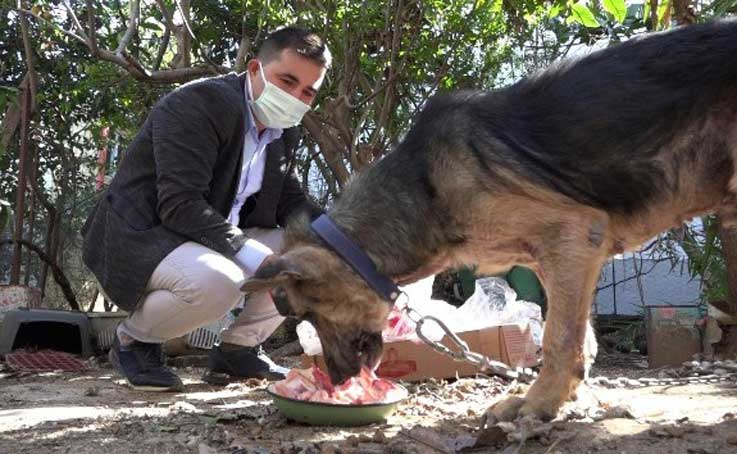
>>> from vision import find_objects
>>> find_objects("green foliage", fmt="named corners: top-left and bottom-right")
top-left (679, 216), bottom-right (729, 305)
top-left (2, 0), bottom-right (735, 303)
top-left (570, 1), bottom-right (601, 28)
top-left (603, 0), bottom-right (628, 23)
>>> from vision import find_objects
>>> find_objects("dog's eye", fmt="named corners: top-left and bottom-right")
top-left (271, 287), bottom-right (294, 317)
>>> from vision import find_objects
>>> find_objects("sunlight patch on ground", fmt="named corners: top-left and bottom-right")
top-left (212, 399), bottom-right (262, 410)
top-left (0, 406), bottom-right (172, 432)
top-left (31, 424), bottom-right (102, 441)
top-left (181, 389), bottom-right (257, 402)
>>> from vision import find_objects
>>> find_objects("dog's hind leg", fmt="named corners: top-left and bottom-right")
top-left (486, 212), bottom-right (608, 423)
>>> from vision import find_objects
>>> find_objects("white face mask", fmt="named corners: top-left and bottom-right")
top-left (247, 62), bottom-right (311, 129)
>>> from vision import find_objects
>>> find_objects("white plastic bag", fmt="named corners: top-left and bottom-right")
top-left (297, 276), bottom-right (544, 355)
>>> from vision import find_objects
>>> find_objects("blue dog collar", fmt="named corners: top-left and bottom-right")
top-left (310, 214), bottom-right (400, 303)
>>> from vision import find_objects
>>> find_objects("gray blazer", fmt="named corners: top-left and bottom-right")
top-left (81, 72), bottom-right (321, 312)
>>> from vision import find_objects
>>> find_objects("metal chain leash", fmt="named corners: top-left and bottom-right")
top-left (402, 304), bottom-right (539, 383)
top-left (586, 359), bottom-right (737, 389)
top-left (397, 295), bottom-right (737, 389)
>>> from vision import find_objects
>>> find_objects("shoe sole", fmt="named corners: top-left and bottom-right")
top-left (202, 370), bottom-right (284, 385)
top-left (109, 347), bottom-right (183, 392)
top-left (202, 371), bottom-right (233, 386)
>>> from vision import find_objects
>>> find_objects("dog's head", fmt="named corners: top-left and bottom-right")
top-left (242, 245), bottom-right (391, 385)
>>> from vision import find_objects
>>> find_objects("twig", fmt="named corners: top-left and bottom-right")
top-left (173, 0), bottom-right (224, 73)
top-left (16, 8), bottom-right (87, 45)
top-left (61, 0), bottom-right (89, 41)
top-left (115, 0), bottom-right (140, 56)
top-left (544, 437), bottom-right (563, 454)
top-left (152, 0), bottom-right (174, 71)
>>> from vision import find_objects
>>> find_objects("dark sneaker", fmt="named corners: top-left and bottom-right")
top-left (203, 343), bottom-right (289, 385)
top-left (108, 334), bottom-right (184, 392)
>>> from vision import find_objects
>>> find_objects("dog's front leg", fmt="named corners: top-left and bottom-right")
top-left (486, 225), bottom-right (606, 423)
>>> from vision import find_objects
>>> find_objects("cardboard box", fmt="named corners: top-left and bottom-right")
top-left (302, 324), bottom-right (539, 382)
top-left (645, 305), bottom-right (702, 368)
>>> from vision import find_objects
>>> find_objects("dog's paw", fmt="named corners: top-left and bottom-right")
top-left (482, 396), bottom-right (560, 427)
top-left (481, 396), bottom-right (525, 427)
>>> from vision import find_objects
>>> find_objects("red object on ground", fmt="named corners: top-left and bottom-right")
top-left (5, 350), bottom-right (87, 372)
top-left (273, 366), bottom-right (404, 405)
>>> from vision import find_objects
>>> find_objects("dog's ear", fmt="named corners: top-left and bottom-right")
top-left (241, 255), bottom-right (305, 293)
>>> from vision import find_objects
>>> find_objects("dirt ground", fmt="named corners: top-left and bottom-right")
top-left (1, 351), bottom-right (736, 454)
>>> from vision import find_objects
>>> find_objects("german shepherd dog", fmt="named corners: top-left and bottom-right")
top-left (243, 21), bottom-right (737, 422)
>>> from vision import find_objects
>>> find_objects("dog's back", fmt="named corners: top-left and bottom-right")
top-left (395, 20), bottom-right (737, 219)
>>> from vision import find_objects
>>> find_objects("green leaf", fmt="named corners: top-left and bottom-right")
top-left (141, 17), bottom-right (166, 32)
top-left (548, 4), bottom-right (562, 18)
top-left (570, 2), bottom-right (600, 28)
top-left (603, 0), bottom-right (627, 23)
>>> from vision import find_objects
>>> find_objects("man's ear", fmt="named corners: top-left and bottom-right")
top-left (245, 58), bottom-right (260, 75)
top-left (241, 255), bottom-right (304, 293)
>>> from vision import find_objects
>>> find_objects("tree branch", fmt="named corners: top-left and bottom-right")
top-left (116, 0), bottom-right (140, 56)
top-left (17, 1), bottom-right (37, 107)
top-left (1, 239), bottom-right (80, 311)
top-left (16, 8), bottom-right (87, 46)
top-left (302, 113), bottom-right (351, 186)
top-left (22, 2), bottom-right (224, 85)
top-left (153, 0), bottom-right (175, 71)
top-left (85, 0), bottom-right (97, 53)
top-left (235, 16), bottom-right (251, 73)
top-left (61, 0), bottom-right (90, 42)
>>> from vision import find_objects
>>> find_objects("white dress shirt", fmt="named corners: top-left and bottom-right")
top-left (230, 74), bottom-right (283, 274)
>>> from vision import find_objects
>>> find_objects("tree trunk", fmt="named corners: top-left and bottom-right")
top-left (673, 0), bottom-right (697, 25)
top-left (717, 219), bottom-right (737, 316)
top-left (39, 204), bottom-right (59, 296)
top-left (24, 148), bottom-right (38, 286)
top-left (10, 87), bottom-right (31, 284)
top-left (23, 190), bottom-right (36, 286)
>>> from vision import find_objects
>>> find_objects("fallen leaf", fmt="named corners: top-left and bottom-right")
top-left (84, 386), bottom-right (100, 397)
top-left (372, 429), bottom-right (387, 444)
top-left (402, 426), bottom-right (454, 454)
top-left (471, 425), bottom-right (508, 448)
top-left (197, 415), bottom-right (217, 425)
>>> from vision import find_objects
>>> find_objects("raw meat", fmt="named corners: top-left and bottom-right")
top-left (272, 366), bottom-right (405, 405)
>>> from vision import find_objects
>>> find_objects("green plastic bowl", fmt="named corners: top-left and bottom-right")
top-left (266, 383), bottom-right (408, 426)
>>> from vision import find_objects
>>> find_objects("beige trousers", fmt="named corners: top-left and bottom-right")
top-left (118, 228), bottom-right (285, 347)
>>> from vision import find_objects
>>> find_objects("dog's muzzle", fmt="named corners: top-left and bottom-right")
top-left (270, 287), bottom-right (295, 317)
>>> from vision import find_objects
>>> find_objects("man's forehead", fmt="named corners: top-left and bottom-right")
top-left (265, 58), bottom-right (325, 88)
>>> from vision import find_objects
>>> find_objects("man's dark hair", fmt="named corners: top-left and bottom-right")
top-left (258, 26), bottom-right (332, 68)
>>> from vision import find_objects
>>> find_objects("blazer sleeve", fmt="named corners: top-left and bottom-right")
top-left (150, 82), bottom-right (247, 257)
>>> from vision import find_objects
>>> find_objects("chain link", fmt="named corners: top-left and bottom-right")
top-left (402, 304), bottom-right (538, 383)
top-left (398, 295), bottom-right (737, 389)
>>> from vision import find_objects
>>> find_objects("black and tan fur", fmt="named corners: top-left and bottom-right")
top-left (243, 20), bottom-right (737, 422)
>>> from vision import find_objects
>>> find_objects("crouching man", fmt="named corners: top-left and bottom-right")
top-left (81, 27), bottom-right (330, 391)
